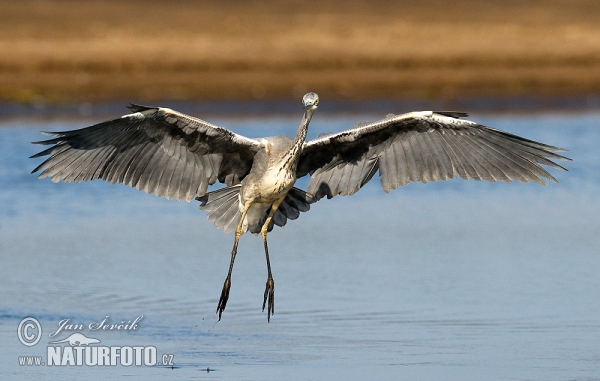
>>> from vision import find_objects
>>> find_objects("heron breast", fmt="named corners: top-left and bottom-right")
top-left (260, 169), bottom-right (295, 198)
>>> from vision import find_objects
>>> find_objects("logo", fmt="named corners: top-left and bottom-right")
top-left (17, 317), bottom-right (42, 347)
top-left (17, 316), bottom-right (175, 368)
top-left (49, 332), bottom-right (101, 346)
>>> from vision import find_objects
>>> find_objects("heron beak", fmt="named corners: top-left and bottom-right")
top-left (302, 92), bottom-right (319, 110)
top-left (304, 102), bottom-right (317, 111)
top-left (301, 103), bottom-right (317, 128)
top-left (303, 104), bottom-right (317, 120)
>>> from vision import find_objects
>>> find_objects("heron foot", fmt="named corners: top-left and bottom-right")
top-left (262, 277), bottom-right (274, 322)
top-left (217, 277), bottom-right (231, 321)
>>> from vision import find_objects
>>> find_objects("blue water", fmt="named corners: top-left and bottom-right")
top-left (1, 110), bottom-right (599, 380)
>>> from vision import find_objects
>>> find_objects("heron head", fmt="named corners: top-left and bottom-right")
top-left (302, 92), bottom-right (319, 110)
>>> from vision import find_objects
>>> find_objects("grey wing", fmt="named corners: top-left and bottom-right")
top-left (31, 105), bottom-right (262, 201)
top-left (297, 111), bottom-right (570, 200)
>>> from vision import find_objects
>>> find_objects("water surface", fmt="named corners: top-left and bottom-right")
top-left (1, 110), bottom-right (599, 380)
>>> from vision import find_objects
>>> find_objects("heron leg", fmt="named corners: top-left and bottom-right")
top-left (260, 200), bottom-right (283, 322)
top-left (217, 201), bottom-right (251, 321)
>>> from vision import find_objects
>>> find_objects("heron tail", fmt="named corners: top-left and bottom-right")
top-left (197, 186), bottom-right (317, 233)
top-left (197, 185), bottom-right (243, 233)
top-left (253, 187), bottom-right (318, 234)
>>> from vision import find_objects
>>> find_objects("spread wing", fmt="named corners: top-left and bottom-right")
top-left (297, 111), bottom-right (570, 200)
top-left (31, 105), bottom-right (262, 201)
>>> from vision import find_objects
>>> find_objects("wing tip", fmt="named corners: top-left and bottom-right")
top-left (127, 104), bottom-right (157, 113)
top-left (433, 111), bottom-right (469, 119)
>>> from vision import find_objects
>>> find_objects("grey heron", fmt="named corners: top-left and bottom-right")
top-left (31, 92), bottom-right (569, 321)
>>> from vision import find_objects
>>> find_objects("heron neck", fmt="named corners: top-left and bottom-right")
top-left (282, 108), bottom-right (313, 171)
top-left (293, 109), bottom-right (313, 147)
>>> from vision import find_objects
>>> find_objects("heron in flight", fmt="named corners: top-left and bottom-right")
top-left (31, 92), bottom-right (569, 321)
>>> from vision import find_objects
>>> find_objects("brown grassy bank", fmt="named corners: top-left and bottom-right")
top-left (1, 0), bottom-right (600, 104)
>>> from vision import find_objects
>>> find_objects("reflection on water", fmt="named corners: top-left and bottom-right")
top-left (1, 111), bottom-right (600, 380)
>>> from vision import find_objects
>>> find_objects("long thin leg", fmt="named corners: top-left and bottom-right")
top-left (217, 201), bottom-right (251, 321)
top-left (261, 200), bottom-right (283, 322)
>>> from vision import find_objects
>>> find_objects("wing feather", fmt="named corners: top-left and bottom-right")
top-left (103, 134), bottom-right (144, 183)
top-left (327, 162), bottom-right (345, 195)
top-left (38, 147), bottom-right (79, 182)
top-left (403, 137), bottom-right (421, 183)
top-left (466, 133), bottom-right (535, 183)
top-left (460, 134), bottom-right (508, 182)
top-left (126, 141), bottom-right (160, 188)
top-left (382, 141), bottom-right (398, 191)
top-left (437, 131), bottom-right (479, 180)
top-left (411, 133), bottom-right (432, 183)
top-left (480, 131), bottom-right (567, 171)
top-left (179, 151), bottom-right (196, 201)
top-left (392, 141), bottom-right (410, 186)
top-left (31, 106), bottom-right (261, 201)
top-left (421, 131), bottom-right (452, 181)
top-left (419, 130), bottom-right (445, 181)
top-left (138, 145), bottom-right (168, 193)
top-left (113, 140), bottom-right (148, 184)
top-left (76, 144), bottom-right (113, 182)
top-left (299, 111), bottom-right (569, 199)
top-left (341, 157), bottom-right (361, 195)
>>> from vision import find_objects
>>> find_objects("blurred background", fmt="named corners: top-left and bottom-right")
top-left (1, 0), bottom-right (600, 107)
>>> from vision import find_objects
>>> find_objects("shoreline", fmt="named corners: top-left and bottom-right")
top-left (2, 94), bottom-right (600, 122)
top-left (2, 0), bottom-right (600, 105)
